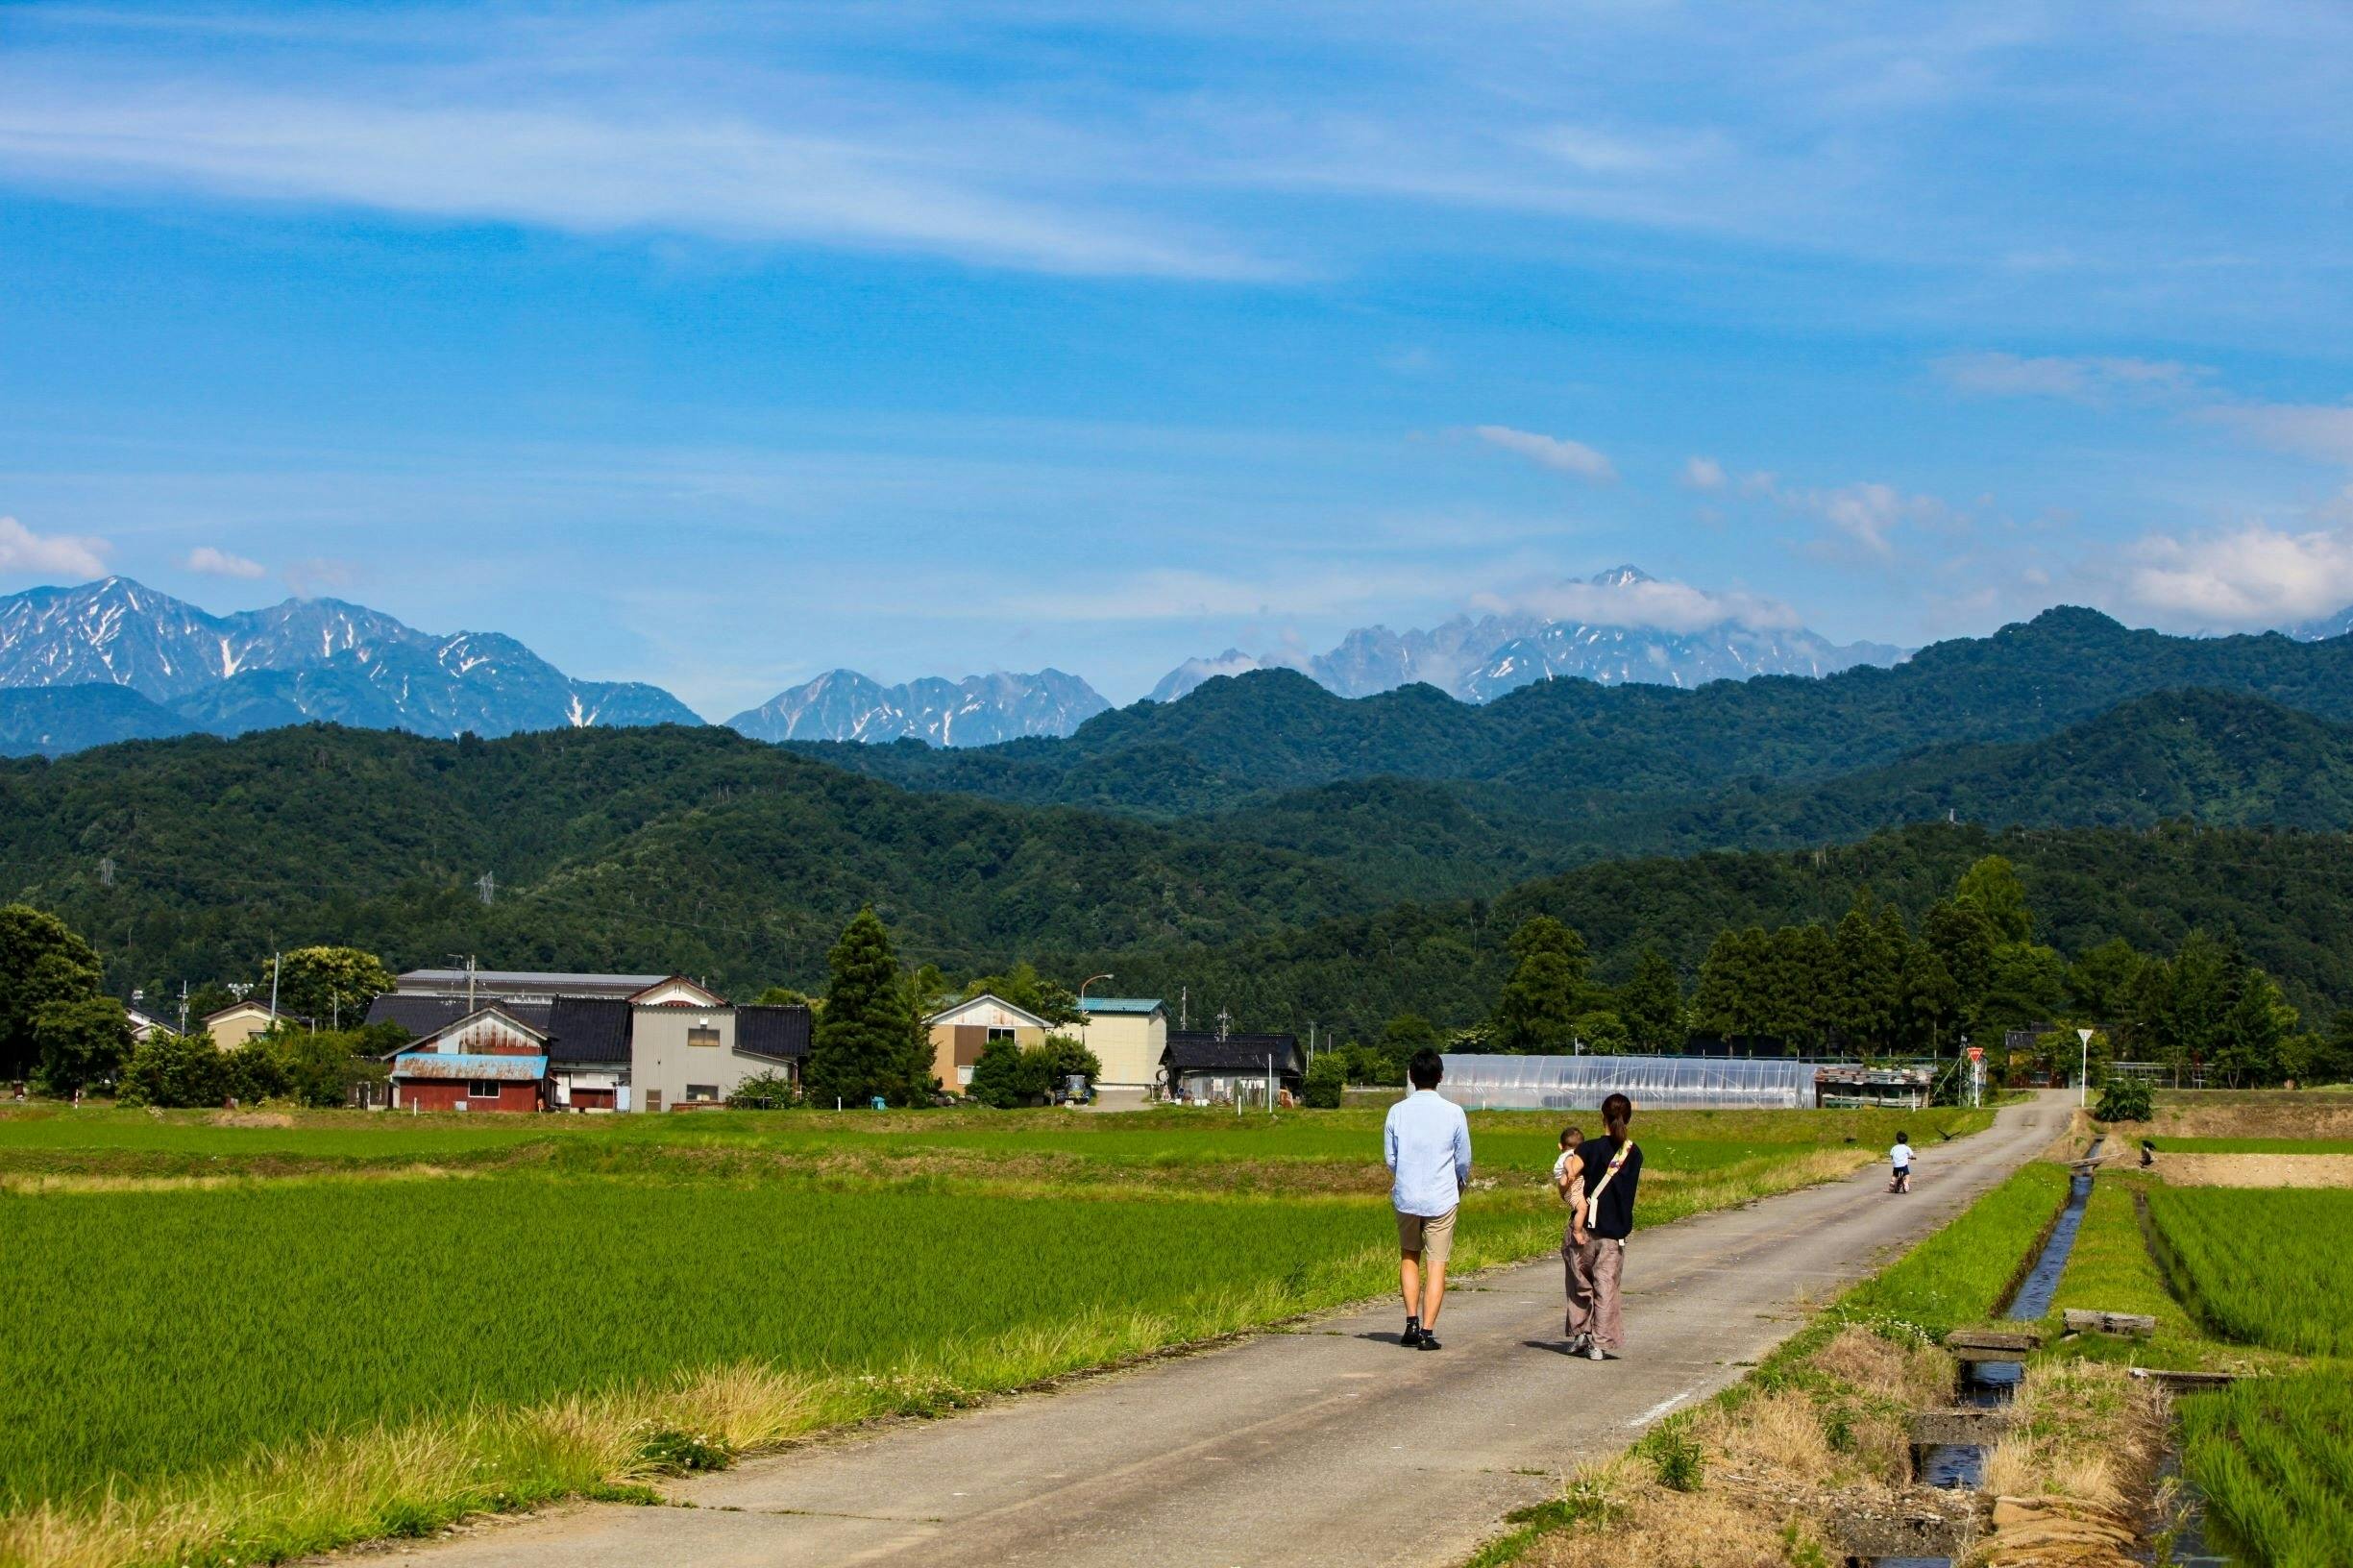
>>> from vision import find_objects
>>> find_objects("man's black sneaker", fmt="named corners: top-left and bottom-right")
top-left (1416, 1332), bottom-right (1442, 1351)
top-left (1401, 1325), bottom-right (1425, 1348)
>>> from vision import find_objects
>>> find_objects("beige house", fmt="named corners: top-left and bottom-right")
top-left (203, 999), bottom-right (295, 1049)
top-left (1073, 997), bottom-right (1168, 1090)
top-left (627, 978), bottom-right (811, 1111)
top-left (922, 994), bottom-right (1052, 1090)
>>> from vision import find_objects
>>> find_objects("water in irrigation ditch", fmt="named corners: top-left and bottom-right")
top-left (1875, 1152), bottom-right (2105, 1568)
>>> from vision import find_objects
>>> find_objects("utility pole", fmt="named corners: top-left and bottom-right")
top-left (1215, 1008), bottom-right (1233, 1041)
top-left (1180, 986), bottom-right (1189, 1032)
top-left (178, 979), bottom-right (189, 1037)
top-left (450, 953), bottom-right (478, 1012)
top-left (268, 953), bottom-right (281, 1020)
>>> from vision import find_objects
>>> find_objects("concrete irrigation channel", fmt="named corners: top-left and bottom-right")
top-left (347, 1094), bottom-right (2072, 1568)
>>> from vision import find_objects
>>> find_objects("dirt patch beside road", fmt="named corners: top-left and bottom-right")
top-left (2154, 1153), bottom-right (2353, 1188)
top-left (2149, 1097), bottom-right (2353, 1140)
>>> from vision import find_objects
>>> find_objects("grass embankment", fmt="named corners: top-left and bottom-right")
top-left (1475, 1160), bottom-right (2077, 1568)
top-left (0, 1104), bottom-right (1937, 1568)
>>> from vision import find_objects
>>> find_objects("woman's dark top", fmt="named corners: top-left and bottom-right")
top-left (1575, 1134), bottom-right (1644, 1240)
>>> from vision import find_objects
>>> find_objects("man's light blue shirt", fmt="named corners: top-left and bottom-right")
top-left (1384, 1089), bottom-right (1472, 1216)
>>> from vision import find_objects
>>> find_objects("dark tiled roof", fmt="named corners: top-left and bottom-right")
top-left (1164, 1032), bottom-right (1304, 1075)
top-left (362, 993), bottom-right (638, 1066)
top-left (546, 996), bottom-right (631, 1064)
top-left (367, 993), bottom-right (551, 1041)
top-left (737, 1004), bottom-right (813, 1061)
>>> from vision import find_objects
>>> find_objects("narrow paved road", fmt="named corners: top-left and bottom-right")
top-left (375, 1093), bottom-right (2070, 1568)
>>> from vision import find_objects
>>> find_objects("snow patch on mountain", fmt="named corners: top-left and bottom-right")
top-left (728, 668), bottom-right (1111, 747)
top-left (1152, 566), bottom-right (1906, 703)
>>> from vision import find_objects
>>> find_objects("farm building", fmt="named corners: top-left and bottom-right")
top-left (387, 1007), bottom-right (551, 1113)
top-left (923, 993), bottom-right (1053, 1090)
top-left (1161, 1032), bottom-right (1304, 1104)
top-left (1073, 996), bottom-right (1168, 1090)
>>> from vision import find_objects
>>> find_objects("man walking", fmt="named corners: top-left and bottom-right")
top-left (1384, 1048), bottom-right (1472, 1351)
top-left (1564, 1091), bottom-right (1641, 1360)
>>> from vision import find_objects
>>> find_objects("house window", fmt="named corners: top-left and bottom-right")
top-left (468, 1080), bottom-right (502, 1099)
top-left (685, 1083), bottom-right (720, 1102)
top-left (687, 1024), bottom-right (721, 1048)
top-left (987, 1027), bottom-right (1017, 1042)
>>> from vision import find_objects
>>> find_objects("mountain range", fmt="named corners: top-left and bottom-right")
top-left (0, 577), bottom-right (696, 753)
top-left (1146, 567), bottom-right (1906, 703)
top-left (725, 668), bottom-right (1108, 746)
top-left (0, 578), bottom-right (1104, 756)
top-left (5, 571), bottom-right (2352, 761)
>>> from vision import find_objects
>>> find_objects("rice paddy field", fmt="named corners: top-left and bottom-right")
top-left (2147, 1187), bottom-right (2353, 1356)
top-left (0, 1100), bottom-right (1980, 1568)
top-left (2059, 1102), bottom-right (2353, 1567)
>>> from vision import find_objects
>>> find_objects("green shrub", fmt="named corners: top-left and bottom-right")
top-left (726, 1070), bottom-right (799, 1110)
top-left (1303, 1055), bottom-right (1346, 1109)
top-left (116, 1029), bottom-right (229, 1108)
top-left (2094, 1077), bottom-right (2151, 1123)
top-left (967, 1038), bottom-right (1038, 1108)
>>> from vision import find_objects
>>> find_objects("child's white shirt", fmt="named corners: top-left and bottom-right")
top-left (1891, 1142), bottom-right (1914, 1167)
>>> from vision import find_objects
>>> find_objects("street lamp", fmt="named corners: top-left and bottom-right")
top-left (2077, 1027), bottom-right (2095, 1107)
top-left (1079, 973), bottom-right (1113, 1004)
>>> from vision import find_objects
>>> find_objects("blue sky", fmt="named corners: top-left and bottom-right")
top-left (4, 1), bottom-right (2352, 714)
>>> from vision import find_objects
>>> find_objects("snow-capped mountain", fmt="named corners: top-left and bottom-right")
top-left (2289, 605), bottom-right (2353, 642)
top-left (728, 668), bottom-right (1110, 747)
top-left (0, 577), bottom-right (699, 745)
top-left (1150, 567), bottom-right (1905, 703)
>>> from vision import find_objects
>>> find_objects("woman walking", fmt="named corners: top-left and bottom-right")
top-left (1563, 1092), bottom-right (1642, 1361)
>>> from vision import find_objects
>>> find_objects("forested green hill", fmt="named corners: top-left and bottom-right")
top-left (9, 698), bottom-right (2353, 1036)
top-left (0, 724), bottom-right (1383, 994)
top-left (1089, 821), bottom-right (2353, 1038)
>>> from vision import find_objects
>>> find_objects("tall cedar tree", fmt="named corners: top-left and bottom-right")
top-left (1491, 915), bottom-right (1590, 1054)
top-left (806, 909), bottom-right (934, 1107)
top-left (1618, 947), bottom-right (1685, 1052)
top-left (0, 905), bottom-right (107, 1081)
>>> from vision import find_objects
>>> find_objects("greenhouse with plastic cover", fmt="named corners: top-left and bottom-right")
top-left (1434, 1053), bottom-right (1820, 1112)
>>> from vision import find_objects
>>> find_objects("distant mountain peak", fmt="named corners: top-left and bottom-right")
top-left (727, 667), bottom-right (1110, 747)
top-left (1151, 567), bottom-right (1906, 705)
top-left (0, 576), bottom-right (699, 746)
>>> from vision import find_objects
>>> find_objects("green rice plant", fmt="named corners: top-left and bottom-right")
top-left (2147, 1188), bottom-right (2353, 1355)
top-left (2180, 1371), bottom-right (2353, 1568)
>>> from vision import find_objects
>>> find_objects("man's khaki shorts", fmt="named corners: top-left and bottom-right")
top-left (1395, 1206), bottom-right (1458, 1264)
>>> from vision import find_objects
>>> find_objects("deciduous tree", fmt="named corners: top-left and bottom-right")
top-left (0, 905), bottom-right (106, 1081)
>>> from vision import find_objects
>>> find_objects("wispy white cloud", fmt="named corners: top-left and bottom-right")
top-left (1936, 352), bottom-right (2209, 403)
top-left (1680, 455), bottom-right (1727, 491)
top-left (0, 516), bottom-right (109, 578)
top-left (1474, 573), bottom-right (1802, 633)
top-left (182, 544), bottom-right (266, 578)
top-left (2204, 401), bottom-right (2353, 466)
top-left (283, 556), bottom-right (358, 597)
top-left (0, 82), bottom-right (1269, 280)
top-left (1472, 426), bottom-right (1617, 481)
